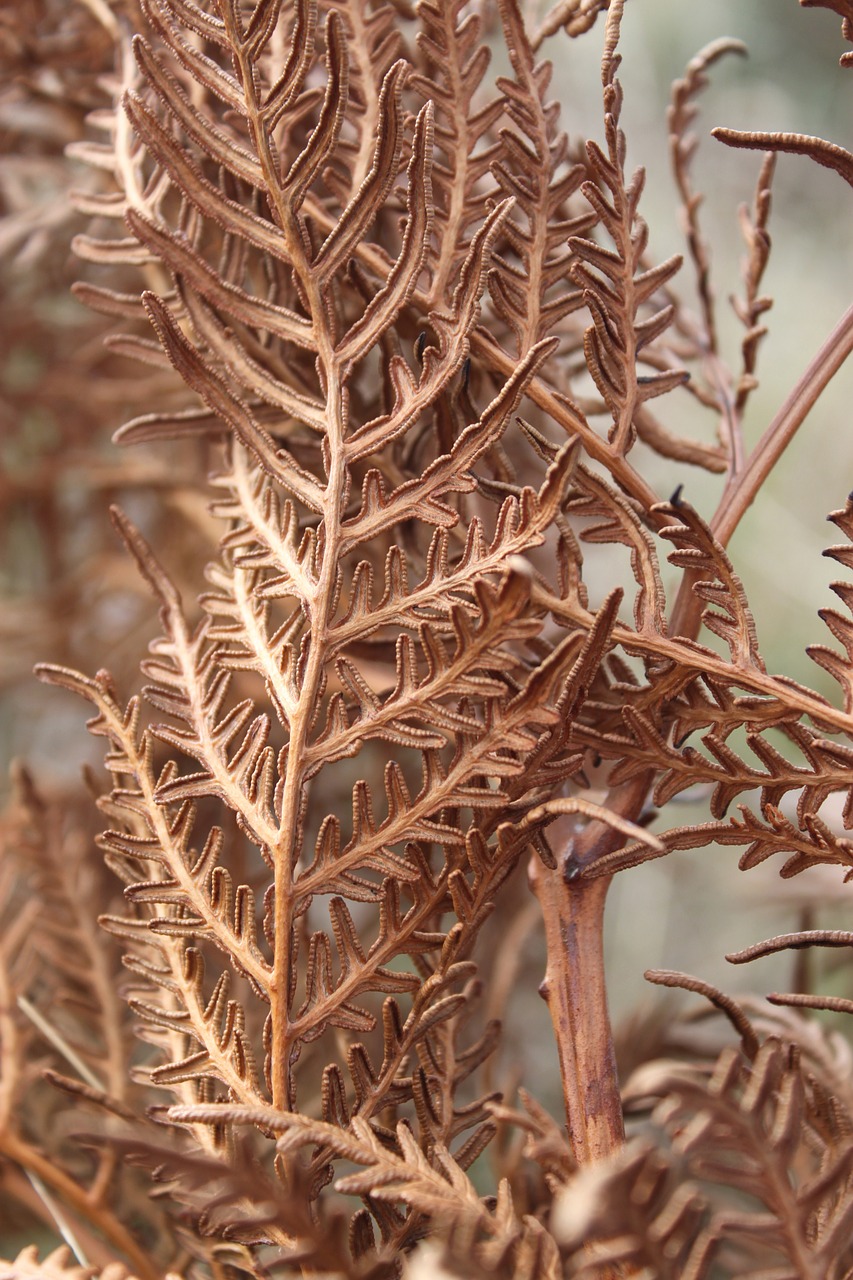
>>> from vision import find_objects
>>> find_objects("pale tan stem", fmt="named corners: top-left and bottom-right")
top-left (668, 300), bottom-right (853, 643)
top-left (712, 299), bottom-right (853, 548)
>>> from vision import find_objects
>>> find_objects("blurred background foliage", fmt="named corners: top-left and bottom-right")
top-left (1, 0), bottom-right (852, 1216)
top-left (0, 0), bottom-right (216, 788)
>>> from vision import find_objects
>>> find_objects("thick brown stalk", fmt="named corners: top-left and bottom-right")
top-left (526, 294), bottom-right (853, 1163)
top-left (528, 856), bottom-right (623, 1164)
top-left (528, 294), bottom-right (849, 1164)
top-left (529, 771), bottom-right (659, 1166)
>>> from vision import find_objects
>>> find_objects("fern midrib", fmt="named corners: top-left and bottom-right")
top-left (225, 18), bottom-right (349, 1112)
top-left (573, 466), bottom-right (665, 635)
top-left (425, 4), bottom-right (480, 309)
top-left (294, 185), bottom-right (663, 513)
top-left (570, 718), bottom-right (853, 804)
top-left (610, 165), bottom-right (641, 454)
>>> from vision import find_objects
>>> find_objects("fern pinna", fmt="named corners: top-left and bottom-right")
top-left (3, 0), bottom-right (853, 1276)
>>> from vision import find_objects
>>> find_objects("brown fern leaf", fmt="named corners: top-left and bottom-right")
top-left (4, 770), bottom-right (139, 1098)
top-left (552, 1140), bottom-right (714, 1279)
top-left (588, 709), bottom-right (853, 832)
top-left (0, 1248), bottom-right (115, 1280)
top-left (35, 662), bottom-right (271, 1115)
top-left (77, 1122), bottom-right (363, 1275)
top-left (0, 779), bottom-right (176, 1280)
top-left (566, 463), bottom-right (667, 636)
top-left (808, 497), bottom-right (853, 714)
top-left (170, 1103), bottom-right (544, 1267)
top-left (320, 0), bottom-right (405, 204)
top-left (592, 805), bottom-right (852, 882)
top-left (656, 491), bottom-right (764, 670)
top-left (49, 0), bottom-right (624, 1210)
top-left (668, 38), bottom-right (747, 362)
top-left (569, 1), bottom-right (685, 452)
top-left (623, 1026), bottom-right (853, 1280)
top-left (730, 153), bottom-right (776, 419)
top-left (488, 0), bottom-right (591, 357)
top-left (19, 1), bottom-right (853, 1273)
top-left (329, 439), bottom-right (578, 646)
top-left (410, 0), bottom-right (503, 310)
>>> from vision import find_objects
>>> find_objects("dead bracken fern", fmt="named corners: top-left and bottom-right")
top-left (2, 0), bottom-right (853, 1276)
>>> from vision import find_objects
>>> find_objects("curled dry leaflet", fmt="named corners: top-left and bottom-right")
top-left (4, 0), bottom-right (853, 1276)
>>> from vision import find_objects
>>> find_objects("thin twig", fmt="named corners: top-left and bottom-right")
top-left (25, 1171), bottom-right (91, 1269)
top-left (17, 996), bottom-right (105, 1094)
top-left (713, 300), bottom-right (853, 547)
top-left (668, 300), bottom-right (853, 642)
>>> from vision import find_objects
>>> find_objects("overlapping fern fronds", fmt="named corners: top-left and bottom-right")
top-left (3, 0), bottom-right (853, 1275)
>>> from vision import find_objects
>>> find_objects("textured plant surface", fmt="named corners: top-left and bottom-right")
top-left (3, 0), bottom-right (853, 1276)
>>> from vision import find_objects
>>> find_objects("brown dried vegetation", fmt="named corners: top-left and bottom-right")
top-left (3, 0), bottom-right (853, 1276)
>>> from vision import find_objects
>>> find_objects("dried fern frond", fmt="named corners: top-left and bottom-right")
top-left (0, 1245), bottom-right (128, 1280)
top-left (0, 780), bottom-right (168, 1280)
top-left (626, 1006), bottom-right (853, 1278)
top-left (552, 986), bottom-right (853, 1280)
top-left (568, 1), bottom-right (686, 452)
top-left (6, 0), bottom-right (853, 1274)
